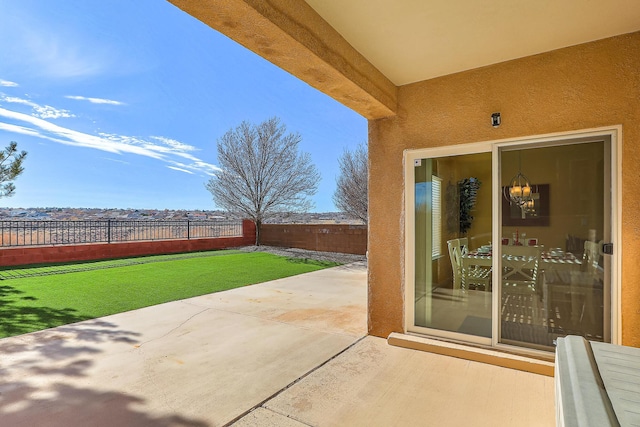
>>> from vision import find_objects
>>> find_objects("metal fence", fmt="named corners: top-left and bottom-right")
top-left (0, 220), bottom-right (244, 247)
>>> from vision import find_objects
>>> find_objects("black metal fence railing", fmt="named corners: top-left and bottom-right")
top-left (0, 220), bottom-right (243, 247)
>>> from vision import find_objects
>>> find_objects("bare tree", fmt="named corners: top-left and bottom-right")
top-left (206, 117), bottom-right (320, 245)
top-left (333, 142), bottom-right (368, 224)
top-left (0, 141), bottom-right (27, 198)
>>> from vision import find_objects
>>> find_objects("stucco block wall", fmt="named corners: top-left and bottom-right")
top-left (260, 224), bottom-right (367, 255)
top-left (0, 220), bottom-right (256, 266)
top-left (368, 32), bottom-right (640, 345)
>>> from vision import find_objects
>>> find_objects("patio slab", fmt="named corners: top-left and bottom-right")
top-left (0, 263), bottom-right (367, 426)
top-left (0, 261), bottom-right (556, 426)
top-left (248, 336), bottom-right (556, 427)
top-left (191, 262), bottom-right (368, 337)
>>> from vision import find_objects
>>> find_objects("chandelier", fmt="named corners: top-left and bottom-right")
top-left (504, 152), bottom-right (533, 210)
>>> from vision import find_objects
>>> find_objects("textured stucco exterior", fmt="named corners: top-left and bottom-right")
top-left (368, 32), bottom-right (640, 345)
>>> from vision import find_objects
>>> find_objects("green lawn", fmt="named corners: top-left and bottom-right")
top-left (0, 251), bottom-right (338, 338)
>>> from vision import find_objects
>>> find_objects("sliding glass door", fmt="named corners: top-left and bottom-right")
top-left (406, 130), bottom-right (617, 353)
top-left (411, 150), bottom-right (493, 343)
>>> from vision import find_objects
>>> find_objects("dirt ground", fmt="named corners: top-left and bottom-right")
top-left (238, 245), bottom-right (367, 265)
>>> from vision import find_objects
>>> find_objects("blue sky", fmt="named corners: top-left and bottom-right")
top-left (0, 0), bottom-right (366, 212)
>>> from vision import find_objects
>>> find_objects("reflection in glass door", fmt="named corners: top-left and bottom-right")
top-left (499, 140), bottom-right (610, 351)
top-left (413, 152), bottom-right (492, 339)
top-left (407, 131), bottom-right (616, 352)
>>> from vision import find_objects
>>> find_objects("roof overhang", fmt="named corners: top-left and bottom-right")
top-left (167, 0), bottom-right (640, 119)
top-left (168, 0), bottom-right (397, 119)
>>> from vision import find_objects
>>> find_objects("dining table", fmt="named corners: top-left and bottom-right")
top-left (462, 246), bottom-right (582, 273)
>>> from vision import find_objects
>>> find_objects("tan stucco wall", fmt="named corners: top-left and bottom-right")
top-left (368, 32), bottom-right (640, 346)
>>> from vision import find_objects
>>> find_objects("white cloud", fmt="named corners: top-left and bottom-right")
top-left (1, 108), bottom-right (164, 158)
top-left (23, 34), bottom-right (111, 79)
top-left (98, 132), bottom-right (197, 160)
top-left (167, 160), bottom-right (221, 177)
top-left (34, 105), bottom-right (75, 119)
top-left (151, 136), bottom-right (198, 152)
top-left (192, 160), bottom-right (222, 175)
top-left (0, 105), bottom-right (219, 176)
top-left (66, 95), bottom-right (124, 105)
top-left (0, 122), bottom-right (42, 137)
top-left (167, 166), bottom-right (195, 175)
top-left (0, 94), bottom-right (75, 119)
top-left (0, 79), bottom-right (18, 87)
top-left (0, 9), bottom-right (132, 80)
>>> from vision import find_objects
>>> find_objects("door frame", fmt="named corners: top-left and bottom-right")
top-left (403, 125), bottom-right (622, 352)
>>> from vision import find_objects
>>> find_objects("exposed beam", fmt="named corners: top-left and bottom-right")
top-left (167, 0), bottom-right (397, 119)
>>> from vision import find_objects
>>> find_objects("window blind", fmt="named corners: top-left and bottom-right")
top-left (432, 175), bottom-right (442, 259)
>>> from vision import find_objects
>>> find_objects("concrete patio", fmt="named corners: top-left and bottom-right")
top-left (0, 262), bottom-right (555, 426)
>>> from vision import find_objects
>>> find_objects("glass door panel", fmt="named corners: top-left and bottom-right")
top-left (499, 140), bottom-right (610, 351)
top-left (414, 152), bottom-right (492, 338)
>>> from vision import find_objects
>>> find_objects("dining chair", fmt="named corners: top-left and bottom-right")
top-left (547, 241), bottom-right (604, 331)
top-left (463, 262), bottom-right (492, 291)
top-left (583, 241), bottom-right (602, 280)
top-left (449, 237), bottom-right (491, 292)
top-left (502, 245), bottom-right (541, 291)
top-left (458, 237), bottom-right (469, 255)
top-left (575, 241), bottom-right (604, 328)
top-left (447, 238), bottom-right (464, 290)
top-left (501, 245), bottom-right (543, 325)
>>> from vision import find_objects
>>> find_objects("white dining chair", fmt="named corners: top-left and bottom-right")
top-left (464, 263), bottom-right (492, 291)
top-left (502, 245), bottom-right (541, 291)
top-left (447, 238), bottom-right (464, 290)
top-left (583, 241), bottom-right (602, 280)
top-left (501, 245), bottom-right (543, 326)
top-left (448, 238), bottom-right (491, 292)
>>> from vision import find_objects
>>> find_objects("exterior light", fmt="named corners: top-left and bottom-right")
top-left (491, 112), bottom-right (501, 127)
